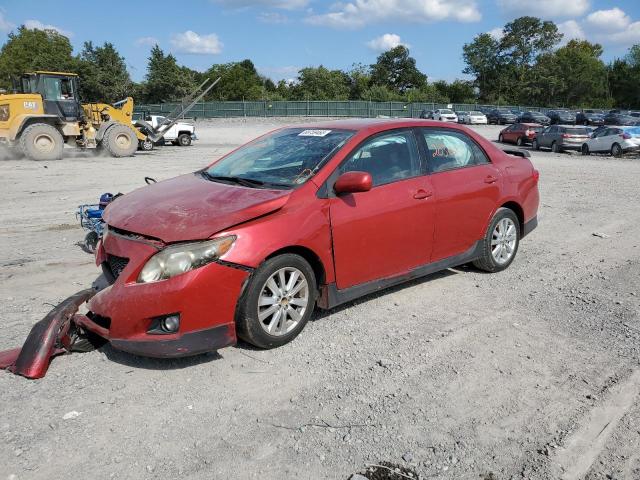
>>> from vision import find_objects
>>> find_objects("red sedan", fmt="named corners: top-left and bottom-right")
top-left (499, 123), bottom-right (544, 146)
top-left (78, 119), bottom-right (539, 356)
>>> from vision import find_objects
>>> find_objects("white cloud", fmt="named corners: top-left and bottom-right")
top-left (585, 8), bottom-right (630, 32)
top-left (306, 0), bottom-right (481, 29)
top-left (602, 21), bottom-right (640, 45)
top-left (558, 20), bottom-right (585, 42)
top-left (258, 12), bottom-right (290, 23)
top-left (257, 65), bottom-right (300, 81)
top-left (213, 0), bottom-right (308, 9)
top-left (488, 27), bottom-right (504, 40)
top-left (135, 36), bottom-right (159, 47)
top-left (0, 12), bottom-right (15, 33)
top-left (496, 0), bottom-right (590, 19)
top-left (366, 33), bottom-right (408, 51)
top-left (24, 19), bottom-right (72, 37)
top-left (170, 31), bottom-right (223, 54)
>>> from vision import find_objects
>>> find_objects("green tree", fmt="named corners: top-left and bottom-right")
top-left (348, 63), bottom-right (371, 100)
top-left (608, 44), bottom-right (640, 108)
top-left (290, 66), bottom-right (351, 100)
top-left (370, 46), bottom-right (427, 94)
top-left (205, 59), bottom-right (267, 100)
top-left (141, 45), bottom-right (197, 103)
top-left (462, 33), bottom-right (503, 102)
top-left (76, 41), bottom-right (133, 103)
top-left (0, 26), bottom-right (76, 89)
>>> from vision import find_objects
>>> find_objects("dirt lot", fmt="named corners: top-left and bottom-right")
top-left (1, 118), bottom-right (639, 480)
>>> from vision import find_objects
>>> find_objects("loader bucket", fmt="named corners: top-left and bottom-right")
top-left (0, 289), bottom-right (96, 379)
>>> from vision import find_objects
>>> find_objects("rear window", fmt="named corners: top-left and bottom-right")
top-left (530, 127), bottom-right (544, 133)
top-left (564, 128), bottom-right (589, 135)
top-left (469, 111), bottom-right (483, 115)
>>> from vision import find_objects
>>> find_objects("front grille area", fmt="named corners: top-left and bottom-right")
top-left (106, 254), bottom-right (129, 280)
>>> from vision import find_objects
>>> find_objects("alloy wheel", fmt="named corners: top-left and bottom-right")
top-left (257, 267), bottom-right (309, 336)
top-left (491, 218), bottom-right (517, 265)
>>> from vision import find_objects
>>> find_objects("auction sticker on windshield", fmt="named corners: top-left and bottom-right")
top-left (298, 130), bottom-right (332, 137)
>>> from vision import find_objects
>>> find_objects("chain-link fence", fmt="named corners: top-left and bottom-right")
top-left (134, 100), bottom-right (554, 119)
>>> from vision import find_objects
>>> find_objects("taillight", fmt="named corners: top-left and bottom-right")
top-left (562, 134), bottom-right (570, 138)
top-left (532, 169), bottom-right (540, 183)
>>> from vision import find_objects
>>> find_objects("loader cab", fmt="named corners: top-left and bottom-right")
top-left (17, 72), bottom-right (82, 122)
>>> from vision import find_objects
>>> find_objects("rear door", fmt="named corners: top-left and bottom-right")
top-left (418, 128), bottom-right (501, 261)
top-left (329, 129), bottom-right (435, 290)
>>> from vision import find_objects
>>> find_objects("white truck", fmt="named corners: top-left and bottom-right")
top-left (134, 114), bottom-right (197, 150)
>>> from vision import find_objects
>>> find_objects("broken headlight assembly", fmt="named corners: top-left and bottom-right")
top-left (137, 236), bottom-right (236, 283)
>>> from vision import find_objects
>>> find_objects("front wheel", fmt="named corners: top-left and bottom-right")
top-left (551, 141), bottom-right (560, 153)
top-left (177, 133), bottom-right (192, 146)
top-left (581, 144), bottom-right (590, 156)
top-left (102, 124), bottom-right (138, 157)
top-left (236, 254), bottom-right (317, 349)
top-left (473, 208), bottom-right (520, 273)
top-left (139, 139), bottom-right (154, 151)
top-left (498, 134), bottom-right (504, 143)
top-left (516, 137), bottom-right (524, 146)
top-left (532, 139), bottom-right (540, 150)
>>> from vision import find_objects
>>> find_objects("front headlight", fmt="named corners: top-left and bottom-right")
top-left (137, 235), bottom-right (236, 283)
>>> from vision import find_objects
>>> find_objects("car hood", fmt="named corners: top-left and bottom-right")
top-left (103, 173), bottom-right (291, 243)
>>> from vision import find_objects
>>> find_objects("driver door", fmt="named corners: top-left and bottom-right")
top-left (329, 129), bottom-right (435, 290)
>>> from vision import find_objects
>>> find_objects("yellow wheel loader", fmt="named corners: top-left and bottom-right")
top-left (0, 71), bottom-right (145, 160)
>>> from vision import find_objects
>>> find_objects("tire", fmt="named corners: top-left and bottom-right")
top-left (177, 133), bottom-right (192, 146)
top-left (139, 139), bottom-right (154, 151)
top-left (611, 143), bottom-right (623, 157)
top-left (516, 137), bottom-right (524, 146)
top-left (581, 144), bottom-right (590, 156)
top-left (532, 139), bottom-right (540, 151)
top-left (83, 231), bottom-right (99, 253)
top-left (584, 120), bottom-right (589, 126)
top-left (498, 134), bottom-right (504, 143)
top-left (473, 208), bottom-right (520, 273)
top-left (102, 124), bottom-right (138, 157)
top-left (551, 141), bottom-right (560, 153)
top-left (236, 254), bottom-right (317, 349)
top-left (19, 123), bottom-right (64, 161)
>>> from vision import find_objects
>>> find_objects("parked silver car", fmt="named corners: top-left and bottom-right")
top-left (581, 126), bottom-right (640, 157)
top-left (457, 110), bottom-right (488, 124)
top-left (532, 125), bottom-right (591, 152)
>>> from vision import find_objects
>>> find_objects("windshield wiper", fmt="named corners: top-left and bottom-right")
top-left (200, 172), bottom-right (290, 189)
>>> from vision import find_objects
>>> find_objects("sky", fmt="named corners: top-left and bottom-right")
top-left (1, 0), bottom-right (639, 83)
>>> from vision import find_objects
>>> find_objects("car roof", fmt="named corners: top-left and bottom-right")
top-left (520, 123), bottom-right (542, 127)
top-left (292, 118), bottom-right (465, 134)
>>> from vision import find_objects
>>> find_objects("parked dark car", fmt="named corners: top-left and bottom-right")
top-left (546, 110), bottom-right (576, 125)
top-left (487, 109), bottom-right (517, 125)
top-left (576, 110), bottom-right (605, 126)
top-left (419, 109), bottom-right (433, 119)
top-left (532, 125), bottom-right (590, 152)
top-left (604, 110), bottom-right (640, 126)
top-left (518, 111), bottom-right (550, 125)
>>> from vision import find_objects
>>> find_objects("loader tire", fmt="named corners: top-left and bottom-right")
top-left (103, 124), bottom-right (138, 158)
top-left (19, 123), bottom-right (64, 161)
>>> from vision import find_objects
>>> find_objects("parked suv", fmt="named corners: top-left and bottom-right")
top-left (603, 110), bottom-right (639, 126)
top-left (487, 109), bottom-right (517, 125)
top-left (518, 111), bottom-right (550, 125)
top-left (532, 125), bottom-right (590, 152)
top-left (546, 110), bottom-right (576, 125)
top-left (576, 110), bottom-right (605, 126)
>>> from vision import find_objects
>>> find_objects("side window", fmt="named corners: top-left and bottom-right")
top-left (340, 130), bottom-right (421, 186)
top-left (422, 130), bottom-right (489, 173)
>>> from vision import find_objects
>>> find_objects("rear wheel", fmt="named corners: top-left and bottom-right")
top-left (236, 254), bottom-right (317, 349)
top-left (177, 133), bottom-right (192, 146)
top-left (551, 141), bottom-right (560, 153)
top-left (516, 136), bottom-right (524, 146)
top-left (473, 208), bottom-right (520, 273)
top-left (139, 139), bottom-right (154, 151)
top-left (611, 143), bottom-right (623, 157)
top-left (102, 124), bottom-right (138, 157)
top-left (581, 144), bottom-right (590, 156)
top-left (498, 134), bottom-right (504, 143)
top-left (19, 123), bottom-right (64, 161)
top-left (532, 139), bottom-right (540, 150)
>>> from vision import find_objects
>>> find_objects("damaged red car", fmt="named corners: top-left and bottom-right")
top-left (69, 119), bottom-right (539, 358)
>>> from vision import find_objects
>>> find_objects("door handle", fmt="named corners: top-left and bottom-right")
top-left (413, 189), bottom-right (433, 199)
top-left (484, 175), bottom-right (498, 184)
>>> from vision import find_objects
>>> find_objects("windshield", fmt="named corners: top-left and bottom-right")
top-left (204, 128), bottom-right (354, 188)
top-left (440, 109), bottom-right (454, 114)
top-left (469, 111), bottom-right (483, 115)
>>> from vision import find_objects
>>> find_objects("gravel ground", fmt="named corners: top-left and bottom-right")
top-left (1, 118), bottom-right (639, 480)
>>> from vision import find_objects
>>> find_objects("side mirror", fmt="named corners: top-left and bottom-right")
top-left (334, 171), bottom-right (372, 195)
